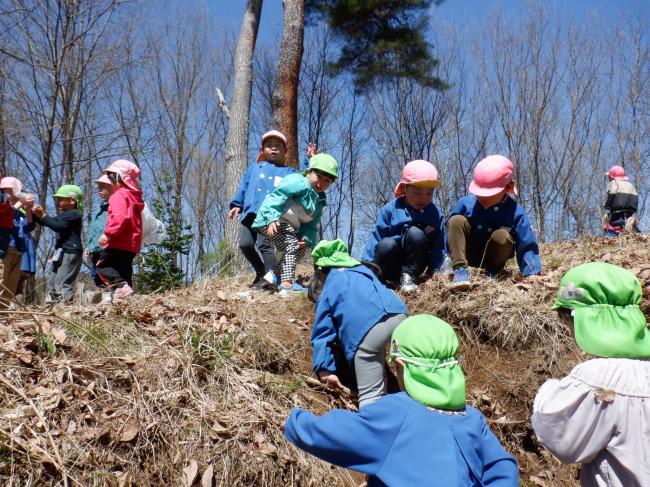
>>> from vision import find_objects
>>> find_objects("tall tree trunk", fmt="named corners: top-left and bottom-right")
top-left (272, 0), bottom-right (304, 169)
top-left (223, 0), bottom-right (263, 254)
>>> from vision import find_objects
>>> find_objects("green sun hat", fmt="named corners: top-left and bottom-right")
top-left (303, 153), bottom-right (339, 179)
top-left (553, 262), bottom-right (650, 358)
top-left (390, 315), bottom-right (466, 410)
top-left (311, 239), bottom-right (360, 269)
top-left (53, 184), bottom-right (84, 213)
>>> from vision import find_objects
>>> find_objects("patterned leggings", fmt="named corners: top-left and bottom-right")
top-left (266, 222), bottom-right (307, 282)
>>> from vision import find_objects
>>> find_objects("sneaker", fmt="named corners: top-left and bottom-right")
top-left (100, 291), bottom-right (113, 305)
top-left (399, 273), bottom-right (418, 293)
top-left (278, 282), bottom-right (308, 297)
top-left (113, 284), bottom-right (134, 301)
top-left (451, 267), bottom-right (471, 289)
top-left (250, 273), bottom-right (264, 288)
top-left (262, 271), bottom-right (281, 289)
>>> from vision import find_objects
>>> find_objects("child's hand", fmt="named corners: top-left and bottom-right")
top-left (298, 240), bottom-right (307, 250)
top-left (32, 205), bottom-right (45, 218)
top-left (98, 234), bottom-right (108, 246)
top-left (318, 371), bottom-right (344, 390)
top-left (227, 207), bottom-right (240, 220)
top-left (307, 143), bottom-right (319, 157)
top-left (264, 221), bottom-right (280, 237)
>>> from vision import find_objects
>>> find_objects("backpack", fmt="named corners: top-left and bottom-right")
top-left (141, 203), bottom-right (167, 245)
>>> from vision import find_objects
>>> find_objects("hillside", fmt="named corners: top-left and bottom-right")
top-left (2, 234), bottom-right (650, 486)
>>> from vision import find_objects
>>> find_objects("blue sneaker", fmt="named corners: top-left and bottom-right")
top-left (263, 271), bottom-right (281, 289)
top-left (451, 267), bottom-right (471, 289)
top-left (278, 282), bottom-right (308, 297)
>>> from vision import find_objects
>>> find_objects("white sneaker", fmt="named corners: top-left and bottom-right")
top-left (113, 284), bottom-right (134, 302)
top-left (262, 271), bottom-right (281, 289)
top-left (100, 291), bottom-right (113, 304)
top-left (400, 273), bottom-right (418, 293)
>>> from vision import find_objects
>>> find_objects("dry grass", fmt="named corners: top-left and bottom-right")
top-left (2, 233), bottom-right (650, 486)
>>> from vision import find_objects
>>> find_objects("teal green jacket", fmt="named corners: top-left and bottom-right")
top-left (252, 173), bottom-right (326, 247)
top-left (87, 201), bottom-right (109, 254)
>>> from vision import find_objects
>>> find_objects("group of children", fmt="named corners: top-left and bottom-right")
top-left (230, 130), bottom-right (649, 485)
top-left (0, 159), bottom-right (144, 306)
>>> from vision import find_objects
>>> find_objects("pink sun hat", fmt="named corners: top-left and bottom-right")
top-left (0, 177), bottom-right (23, 193)
top-left (605, 165), bottom-right (628, 181)
top-left (95, 174), bottom-right (112, 185)
top-left (256, 130), bottom-right (288, 162)
top-left (394, 160), bottom-right (440, 197)
top-left (103, 159), bottom-right (141, 191)
top-left (469, 155), bottom-right (518, 197)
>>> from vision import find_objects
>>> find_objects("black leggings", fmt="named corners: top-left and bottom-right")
top-left (96, 249), bottom-right (136, 287)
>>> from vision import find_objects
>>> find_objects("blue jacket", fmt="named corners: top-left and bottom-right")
top-left (311, 265), bottom-right (407, 372)
top-left (449, 195), bottom-right (541, 276)
top-left (284, 392), bottom-right (519, 487)
top-left (9, 209), bottom-right (35, 254)
top-left (252, 173), bottom-right (327, 247)
top-left (87, 201), bottom-right (109, 254)
top-left (362, 197), bottom-right (446, 272)
top-left (230, 161), bottom-right (296, 222)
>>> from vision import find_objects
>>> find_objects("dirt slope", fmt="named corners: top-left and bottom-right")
top-left (2, 234), bottom-right (649, 486)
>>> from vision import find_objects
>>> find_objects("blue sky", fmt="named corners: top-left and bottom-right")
top-left (216, 0), bottom-right (649, 43)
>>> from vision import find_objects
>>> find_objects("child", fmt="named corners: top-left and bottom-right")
top-left (603, 165), bottom-right (639, 236)
top-left (308, 239), bottom-right (407, 407)
top-left (86, 174), bottom-right (113, 302)
top-left (32, 184), bottom-right (83, 303)
top-left (0, 177), bottom-right (34, 308)
top-left (228, 131), bottom-right (295, 288)
top-left (532, 262), bottom-right (650, 487)
top-left (96, 159), bottom-right (144, 301)
top-left (284, 314), bottom-right (519, 486)
top-left (362, 159), bottom-right (445, 293)
top-left (252, 153), bottom-right (338, 296)
top-left (447, 155), bottom-right (541, 288)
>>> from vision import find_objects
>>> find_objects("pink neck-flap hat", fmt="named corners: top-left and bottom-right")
top-left (0, 177), bottom-right (23, 193)
top-left (103, 159), bottom-right (141, 191)
top-left (606, 165), bottom-right (628, 181)
top-left (394, 160), bottom-right (440, 197)
top-left (469, 155), bottom-right (518, 197)
top-left (256, 130), bottom-right (288, 162)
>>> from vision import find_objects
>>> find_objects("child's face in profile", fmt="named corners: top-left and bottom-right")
top-left (262, 137), bottom-right (286, 163)
top-left (404, 185), bottom-right (434, 209)
top-left (307, 169), bottom-right (334, 192)
top-left (55, 197), bottom-right (76, 211)
top-left (97, 182), bottom-right (112, 200)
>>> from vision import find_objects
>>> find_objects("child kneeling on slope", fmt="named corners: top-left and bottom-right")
top-left (308, 239), bottom-right (407, 408)
top-left (252, 153), bottom-right (338, 296)
top-left (448, 155), bottom-right (541, 288)
top-left (284, 314), bottom-right (519, 486)
top-left (363, 159), bottom-right (445, 293)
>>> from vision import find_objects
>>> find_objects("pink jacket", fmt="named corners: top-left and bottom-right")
top-left (104, 187), bottom-right (144, 253)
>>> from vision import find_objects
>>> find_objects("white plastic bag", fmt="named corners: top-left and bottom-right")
top-left (141, 203), bottom-right (167, 245)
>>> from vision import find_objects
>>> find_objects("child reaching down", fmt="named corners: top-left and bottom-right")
top-left (447, 155), bottom-right (541, 288)
top-left (308, 239), bottom-right (407, 407)
top-left (284, 314), bottom-right (519, 486)
top-left (252, 153), bottom-right (338, 296)
top-left (32, 185), bottom-right (83, 303)
top-left (363, 159), bottom-right (445, 292)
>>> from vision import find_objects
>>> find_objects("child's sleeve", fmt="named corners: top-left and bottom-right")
top-left (284, 399), bottom-right (403, 475)
top-left (427, 209), bottom-right (446, 273)
top-left (230, 165), bottom-right (251, 210)
top-left (40, 214), bottom-right (67, 231)
top-left (362, 205), bottom-right (392, 261)
top-left (299, 218), bottom-right (319, 247)
top-left (311, 292), bottom-right (338, 372)
top-left (532, 376), bottom-right (615, 464)
top-left (480, 418), bottom-right (519, 486)
top-left (513, 209), bottom-right (541, 276)
top-left (252, 175), bottom-right (302, 231)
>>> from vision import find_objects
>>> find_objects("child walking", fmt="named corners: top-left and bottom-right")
top-left (252, 153), bottom-right (338, 296)
top-left (96, 160), bottom-right (144, 301)
top-left (228, 130), bottom-right (295, 288)
top-left (0, 177), bottom-right (34, 308)
top-left (284, 314), bottom-right (519, 486)
top-left (32, 185), bottom-right (83, 303)
top-left (308, 239), bottom-right (407, 407)
top-left (532, 262), bottom-right (650, 487)
top-left (86, 174), bottom-right (113, 302)
top-left (362, 159), bottom-right (445, 293)
top-left (602, 165), bottom-right (639, 236)
top-left (447, 155), bottom-right (541, 288)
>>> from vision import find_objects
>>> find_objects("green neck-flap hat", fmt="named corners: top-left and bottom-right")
top-left (553, 262), bottom-right (650, 358)
top-left (390, 315), bottom-right (466, 410)
top-left (54, 184), bottom-right (83, 213)
top-left (311, 239), bottom-right (360, 269)
top-left (303, 153), bottom-right (339, 179)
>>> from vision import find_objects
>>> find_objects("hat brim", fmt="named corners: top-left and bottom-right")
top-left (394, 180), bottom-right (439, 197)
top-left (469, 180), bottom-right (518, 197)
